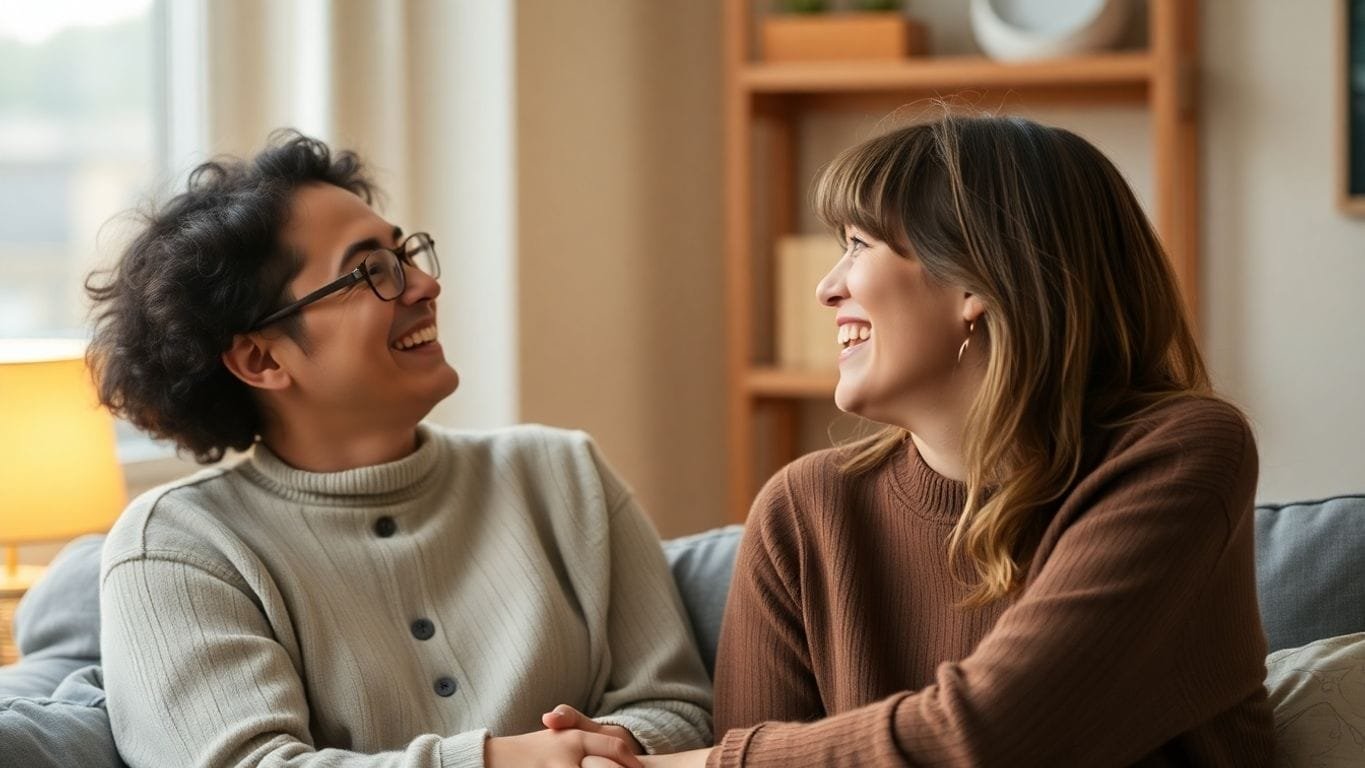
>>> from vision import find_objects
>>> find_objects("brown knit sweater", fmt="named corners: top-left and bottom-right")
top-left (710, 397), bottom-right (1272, 766)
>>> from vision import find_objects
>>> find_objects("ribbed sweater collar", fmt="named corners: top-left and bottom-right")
top-left (889, 437), bottom-right (968, 524)
top-left (240, 424), bottom-right (443, 508)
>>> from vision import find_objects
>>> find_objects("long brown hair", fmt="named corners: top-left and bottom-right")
top-left (814, 114), bottom-right (1210, 604)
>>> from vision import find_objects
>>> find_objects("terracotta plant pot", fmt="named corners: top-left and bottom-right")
top-left (761, 12), bottom-right (928, 63)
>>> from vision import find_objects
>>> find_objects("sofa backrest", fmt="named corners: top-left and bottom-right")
top-left (6, 496), bottom-right (1365, 695)
top-left (1255, 494), bottom-right (1365, 652)
top-left (663, 526), bottom-right (743, 676)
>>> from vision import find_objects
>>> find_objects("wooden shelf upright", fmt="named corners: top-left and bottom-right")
top-left (722, 0), bottom-right (1201, 521)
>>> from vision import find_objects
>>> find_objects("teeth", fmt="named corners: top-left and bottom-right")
top-left (838, 323), bottom-right (872, 348)
top-left (393, 325), bottom-right (437, 350)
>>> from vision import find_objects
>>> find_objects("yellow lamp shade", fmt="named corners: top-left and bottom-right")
top-left (0, 339), bottom-right (127, 545)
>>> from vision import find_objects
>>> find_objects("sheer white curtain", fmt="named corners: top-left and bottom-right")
top-left (168, 0), bottom-right (517, 430)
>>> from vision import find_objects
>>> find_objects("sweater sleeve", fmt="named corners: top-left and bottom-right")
top-left (712, 469), bottom-right (824, 734)
top-left (100, 555), bottom-right (489, 768)
top-left (590, 489), bottom-right (715, 754)
top-left (710, 406), bottom-right (1262, 767)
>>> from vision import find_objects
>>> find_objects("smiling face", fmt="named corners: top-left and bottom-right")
top-left (262, 182), bottom-right (459, 433)
top-left (816, 225), bottom-right (973, 428)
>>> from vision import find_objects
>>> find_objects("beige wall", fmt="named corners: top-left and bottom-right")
top-left (1202, 0), bottom-right (1365, 503)
top-left (516, 1), bottom-right (727, 537)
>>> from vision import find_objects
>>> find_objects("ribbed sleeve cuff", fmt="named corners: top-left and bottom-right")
top-left (709, 694), bottom-right (910, 768)
top-left (595, 707), bottom-right (712, 754)
top-left (709, 722), bottom-right (765, 768)
top-left (438, 728), bottom-right (489, 768)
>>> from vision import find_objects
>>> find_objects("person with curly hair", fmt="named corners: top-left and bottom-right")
top-left (86, 130), bottom-right (711, 768)
top-left (639, 115), bottom-right (1272, 766)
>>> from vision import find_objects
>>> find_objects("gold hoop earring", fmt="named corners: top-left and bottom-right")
top-left (956, 321), bottom-right (975, 365)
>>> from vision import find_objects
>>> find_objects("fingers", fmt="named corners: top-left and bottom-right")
top-left (581, 731), bottom-right (644, 768)
top-left (598, 724), bottom-right (644, 755)
top-left (582, 757), bottom-right (628, 768)
top-left (542, 703), bottom-right (596, 732)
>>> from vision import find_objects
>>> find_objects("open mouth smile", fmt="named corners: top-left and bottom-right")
top-left (392, 324), bottom-right (438, 351)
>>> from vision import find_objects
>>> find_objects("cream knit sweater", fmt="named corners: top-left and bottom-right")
top-left (100, 423), bottom-right (712, 767)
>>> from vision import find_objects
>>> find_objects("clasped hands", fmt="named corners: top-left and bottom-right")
top-left (483, 704), bottom-right (712, 768)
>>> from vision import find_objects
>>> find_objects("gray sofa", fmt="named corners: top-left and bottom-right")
top-left (4, 495), bottom-right (1365, 766)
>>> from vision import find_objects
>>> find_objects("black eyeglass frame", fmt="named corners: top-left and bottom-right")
top-left (248, 232), bottom-right (438, 331)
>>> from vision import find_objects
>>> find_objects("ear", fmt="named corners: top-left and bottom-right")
top-left (221, 333), bottom-right (292, 391)
top-left (962, 293), bottom-right (987, 325)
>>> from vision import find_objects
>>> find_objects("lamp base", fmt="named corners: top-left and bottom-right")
top-left (0, 564), bottom-right (45, 598)
top-left (1, 564), bottom-right (46, 665)
top-left (0, 596), bottom-right (17, 665)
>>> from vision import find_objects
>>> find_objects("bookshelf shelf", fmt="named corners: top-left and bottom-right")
top-left (745, 367), bottom-right (838, 399)
top-left (741, 52), bottom-right (1154, 95)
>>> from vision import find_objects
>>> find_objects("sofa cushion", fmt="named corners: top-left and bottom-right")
top-left (1256, 495), bottom-right (1365, 652)
top-left (662, 525), bottom-right (743, 676)
top-left (1265, 631), bottom-right (1365, 766)
top-left (0, 664), bottom-right (123, 768)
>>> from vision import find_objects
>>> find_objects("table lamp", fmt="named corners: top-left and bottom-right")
top-left (0, 339), bottom-right (127, 665)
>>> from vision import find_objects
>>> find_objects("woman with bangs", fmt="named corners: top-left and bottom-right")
top-left (641, 115), bottom-right (1273, 766)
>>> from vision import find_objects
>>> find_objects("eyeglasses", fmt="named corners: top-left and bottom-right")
top-left (249, 232), bottom-right (439, 331)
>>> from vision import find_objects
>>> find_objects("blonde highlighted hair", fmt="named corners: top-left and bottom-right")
top-left (814, 114), bottom-right (1210, 605)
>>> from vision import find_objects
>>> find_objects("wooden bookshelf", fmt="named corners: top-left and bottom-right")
top-left (723, 0), bottom-right (1200, 521)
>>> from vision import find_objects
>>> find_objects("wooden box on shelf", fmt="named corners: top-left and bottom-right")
top-left (761, 12), bottom-right (928, 63)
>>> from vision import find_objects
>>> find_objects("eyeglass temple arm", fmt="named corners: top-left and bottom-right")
top-left (249, 267), bottom-right (366, 331)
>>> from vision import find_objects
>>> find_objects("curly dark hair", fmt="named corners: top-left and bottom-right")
top-left (86, 129), bottom-right (377, 463)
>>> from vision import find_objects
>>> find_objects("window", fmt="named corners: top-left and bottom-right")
top-left (0, 0), bottom-right (161, 337)
top-left (1, 1), bottom-right (176, 463)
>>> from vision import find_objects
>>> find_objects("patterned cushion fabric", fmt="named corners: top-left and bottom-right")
top-left (1264, 632), bottom-right (1365, 766)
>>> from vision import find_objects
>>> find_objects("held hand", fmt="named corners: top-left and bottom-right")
top-left (542, 704), bottom-right (645, 754)
top-left (640, 748), bottom-right (715, 767)
top-left (485, 728), bottom-right (644, 768)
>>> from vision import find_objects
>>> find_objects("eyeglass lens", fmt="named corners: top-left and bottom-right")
top-left (365, 236), bottom-right (437, 300)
